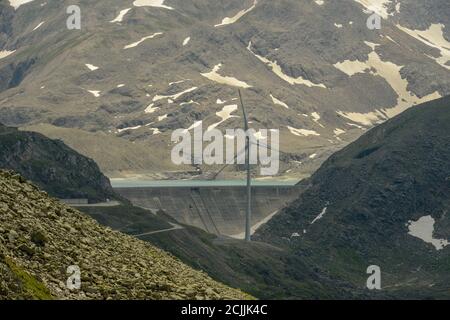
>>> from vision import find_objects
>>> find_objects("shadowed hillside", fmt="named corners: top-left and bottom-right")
top-left (255, 96), bottom-right (450, 298)
top-left (0, 124), bottom-right (114, 202)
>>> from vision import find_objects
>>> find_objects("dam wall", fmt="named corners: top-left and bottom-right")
top-left (115, 185), bottom-right (301, 237)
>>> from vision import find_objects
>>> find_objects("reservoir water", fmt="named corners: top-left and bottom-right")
top-left (111, 179), bottom-right (300, 188)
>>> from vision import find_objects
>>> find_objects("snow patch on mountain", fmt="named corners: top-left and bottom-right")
top-left (124, 33), bottom-right (163, 49)
top-left (248, 42), bottom-right (326, 88)
top-left (311, 112), bottom-right (324, 127)
top-left (0, 50), bottom-right (16, 59)
top-left (9, 0), bottom-right (35, 10)
top-left (182, 121), bottom-right (202, 134)
top-left (215, 0), bottom-right (257, 27)
top-left (201, 64), bottom-right (252, 88)
top-left (180, 100), bottom-right (199, 106)
top-left (118, 125), bottom-right (142, 133)
top-left (133, 0), bottom-right (173, 10)
top-left (110, 8), bottom-right (132, 23)
top-left (153, 87), bottom-right (197, 102)
top-left (334, 41), bottom-right (442, 124)
top-left (397, 23), bottom-right (450, 70)
top-left (311, 207), bottom-right (327, 225)
top-left (144, 103), bottom-right (159, 114)
top-left (85, 64), bottom-right (99, 71)
top-left (287, 127), bottom-right (320, 137)
top-left (333, 128), bottom-right (346, 136)
top-left (334, 59), bottom-right (369, 76)
top-left (87, 90), bottom-right (101, 97)
top-left (408, 215), bottom-right (449, 251)
top-left (158, 114), bottom-right (168, 122)
top-left (337, 110), bottom-right (385, 126)
top-left (151, 128), bottom-right (161, 135)
top-left (32, 21), bottom-right (45, 31)
top-left (169, 79), bottom-right (189, 86)
top-left (270, 94), bottom-right (289, 109)
top-left (207, 104), bottom-right (239, 131)
top-left (182, 37), bottom-right (191, 46)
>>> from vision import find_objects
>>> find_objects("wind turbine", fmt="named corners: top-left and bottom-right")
top-left (238, 89), bottom-right (252, 242)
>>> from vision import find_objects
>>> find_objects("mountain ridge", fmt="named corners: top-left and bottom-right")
top-left (1, 0), bottom-right (448, 178)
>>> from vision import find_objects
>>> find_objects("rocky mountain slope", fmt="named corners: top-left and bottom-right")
top-left (0, 123), bottom-right (115, 202)
top-left (0, 170), bottom-right (250, 300)
top-left (0, 0), bottom-right (448, 178)
top-left (254, 95), bottom-right (450, 298)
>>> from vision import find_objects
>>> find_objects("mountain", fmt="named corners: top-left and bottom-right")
top-left (254, 95), bottom-right (450, 298)
top-left (0, 169), bottom-right (251, 299)
top-left (0, 0), bottom-right (448, 178)
top-left (0, 123), bottom-right (115, 202)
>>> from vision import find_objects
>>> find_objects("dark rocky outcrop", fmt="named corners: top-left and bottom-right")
top-left (0, 124), bottom-right (115, 203)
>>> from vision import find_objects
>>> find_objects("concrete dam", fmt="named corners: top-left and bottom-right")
top-left (113, 180), bottom-right (302, 238)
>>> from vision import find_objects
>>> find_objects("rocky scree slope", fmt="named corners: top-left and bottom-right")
top-left (0, 170), bottom-right (251, 300)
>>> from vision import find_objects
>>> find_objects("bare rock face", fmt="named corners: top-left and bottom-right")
top-left (0, 170), bottom-right (251, 300)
